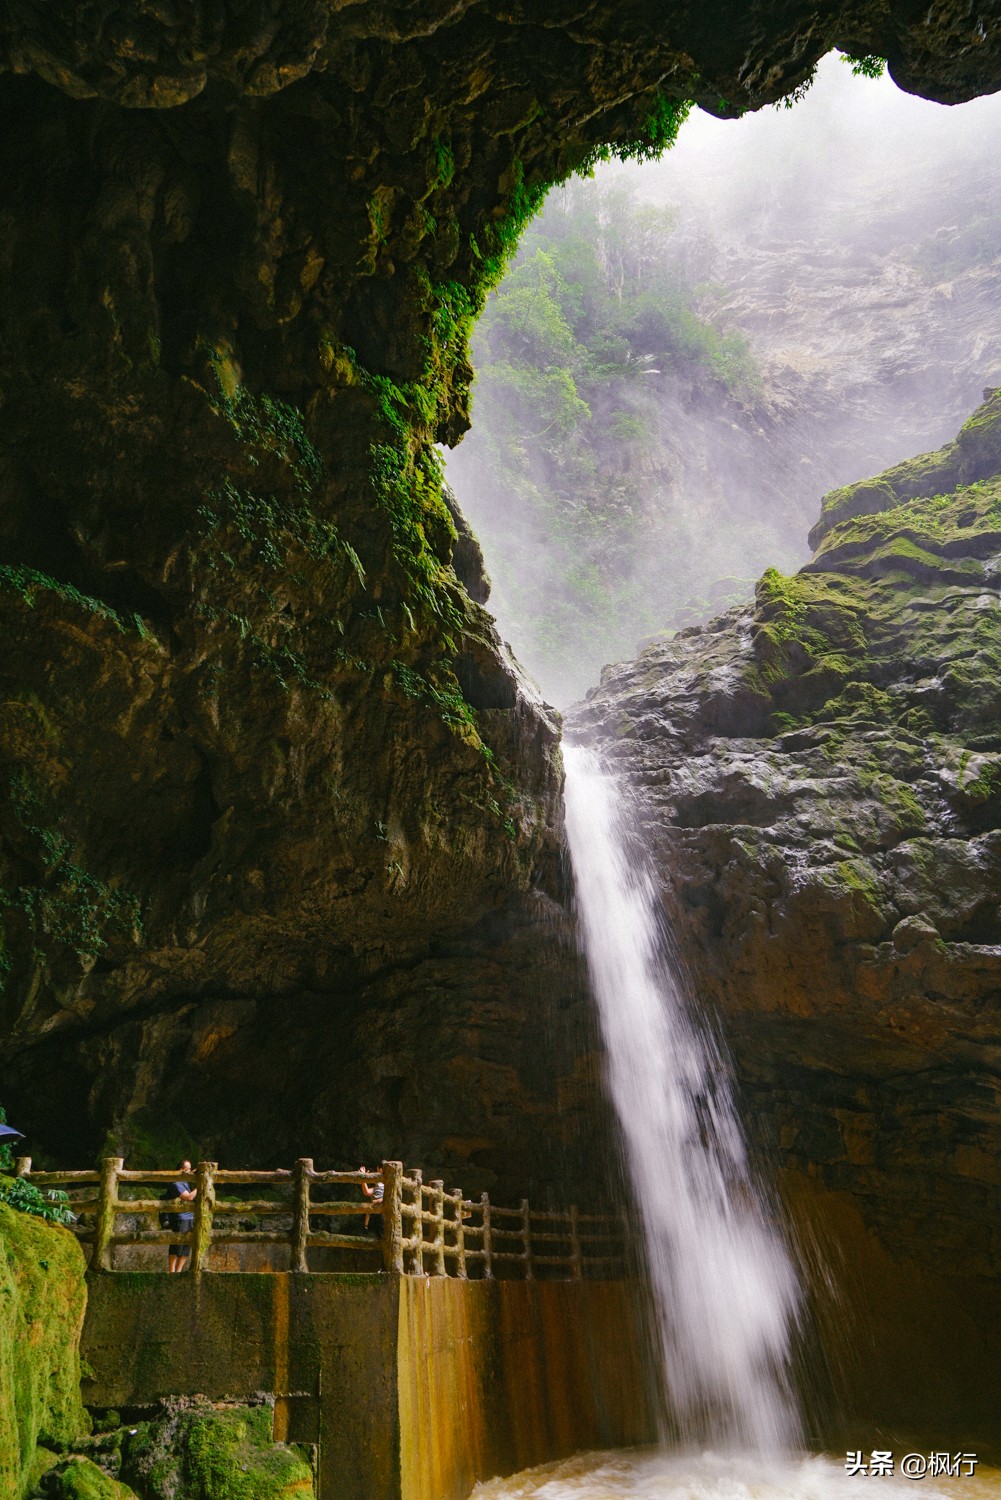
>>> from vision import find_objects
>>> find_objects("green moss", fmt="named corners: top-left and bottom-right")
top-left (123, 1402), bottom-right (313, 1500)
top-left (816, 681), bottom-right (894, 724)
top-left (960, 758), bottom-right (1001, 804)
top-left (196, 479), bottom-right (364, 585)
top-left (427, 136), bottom-right (455, 192)
top-left (811, 388), bottom-right (1001, 544)
top-left (0, 566), bottom-right (155, 642)
top-left (392, 659), bottom-right (475, 734)
top-left (753, 567), bottom-right (869, 700)
top-left (0, 771), bottom-right (143, 995)
top-left (863, 774), bottom-right (927, 833)
top-left (367, 424), bottom-right (461, 632)
top-left (0, 1202), bottom-right (89, 1499)
top-left (48, 1457), bottom-right (138, 1500)
top-left (832, 856), bottom-right (882, 903)
top-left (24, 1445), bottom-right (61, 1493)
top-left (182, 345), bottom-right (374, 705)
top-left (815, 526), bottom-right (986, 584)
top-left (748, 456), bottom-right (1001, 746)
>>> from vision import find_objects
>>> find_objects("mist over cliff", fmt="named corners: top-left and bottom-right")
top-left (445, 55), bottom-right (1001, 705)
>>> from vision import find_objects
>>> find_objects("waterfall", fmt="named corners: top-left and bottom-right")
top-left (562, 743), bottom-right (802, 1453)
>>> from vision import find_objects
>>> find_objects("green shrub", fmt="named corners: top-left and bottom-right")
top-left (0, 1176), bottom-right (76, 1228)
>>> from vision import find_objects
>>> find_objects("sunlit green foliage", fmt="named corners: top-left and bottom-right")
top-left (840, 52), bottom-right (887, 79)
top-left (0, 1174), bottom-right (75, 1227)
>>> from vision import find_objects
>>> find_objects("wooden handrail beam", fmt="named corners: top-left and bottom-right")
top-left (19, 1169), bottom-right (98, 1184)
top-left (306, 1232), bottom-right (380, 1250)
top-left (288, 1201), bottom-right (373, 1216)
top-left (203, 1200), bottom-right (294, 1215)
top-left (308, 1169), bottom-right (383, 1186)
top-left (211, 1171), bottom-right (294, 1184)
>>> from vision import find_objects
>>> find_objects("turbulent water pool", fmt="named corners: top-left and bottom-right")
top-left (471, 1451), bottom-right (1001, 1500)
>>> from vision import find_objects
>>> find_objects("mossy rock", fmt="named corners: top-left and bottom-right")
top-left (122, 1402), bottom-right (314, 1500)
top-left (809, 388), bottom-right (1001, 545)
top-left (46, 1457), bottom-right (138, 1500)
top-left (0, 1201), bottom-right (89, 1499)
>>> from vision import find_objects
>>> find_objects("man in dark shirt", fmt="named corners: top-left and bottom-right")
top-left (162, 1161), bottom-right (197, 1272)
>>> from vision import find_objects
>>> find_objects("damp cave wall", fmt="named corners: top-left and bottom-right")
top-left (0, 4), bottom-right (1000, 1210)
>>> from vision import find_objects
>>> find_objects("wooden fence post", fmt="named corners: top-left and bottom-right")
top-left (568, 1204), bottom-right (582, 1281)
top-left (431, 1180), bottom-right (446, 1275)
top-left (381, 1161), bottom-right (404, 1275)
top-left (520, 1198), bottom-right (533, 1280)
top-left (453, 1191), bottom-right (467, 1279)
top-left (410, 1169), bottom-right (423, 1274)
top-left (13, 1156), bottom-right (30, 1178)
top-left (290, 1158), bottom-right (312, 1273)
top-left (480, 1192), bottom-right (493, 1280)
top-left (190, 1161), bottom-right (216, 1273)
top-left (93, 1157), bottom-right (123, 1271)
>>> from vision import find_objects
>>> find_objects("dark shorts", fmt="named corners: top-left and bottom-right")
top-left (169, 1212), bottom-right (194, 1258)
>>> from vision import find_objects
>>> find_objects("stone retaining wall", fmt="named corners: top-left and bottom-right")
top-left (81, 1273), bottom-right (656, 1500)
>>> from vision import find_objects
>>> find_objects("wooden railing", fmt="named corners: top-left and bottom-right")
top-left (14, 1158), bottom-right (628, 1279)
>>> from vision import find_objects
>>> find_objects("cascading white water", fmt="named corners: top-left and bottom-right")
top-left (562, 743), bottom-right (802, 1454)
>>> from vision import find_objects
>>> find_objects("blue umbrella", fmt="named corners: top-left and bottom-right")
top-left (0, 1124), bottom-right (25, 1144)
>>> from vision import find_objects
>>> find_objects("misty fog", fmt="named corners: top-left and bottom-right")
top-left (444, 53), bottom-right (1001, 706)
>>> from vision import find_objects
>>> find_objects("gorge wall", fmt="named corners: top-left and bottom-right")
top-left (0, 3), bottom-right (999, 1204)
top-left (571, 390), bottom-right (1001, 1445)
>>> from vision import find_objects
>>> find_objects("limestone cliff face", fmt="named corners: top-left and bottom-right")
top-left (570, 391), bottom-right (1001, 1440)
top-left (0, 5), bottom-right (998, 1189)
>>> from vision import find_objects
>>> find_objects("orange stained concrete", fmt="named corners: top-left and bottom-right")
top-left (397, 1278), bottom-right (657, 1500)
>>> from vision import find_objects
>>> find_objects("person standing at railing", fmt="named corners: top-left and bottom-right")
top-left (359, 1165), bottom-right (384, 1235)
top-left (161, 1161), bottom-right (197, 1272)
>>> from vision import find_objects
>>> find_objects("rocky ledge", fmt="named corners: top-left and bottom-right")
top-left (571, 389), bottom-right (1001, 1443)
